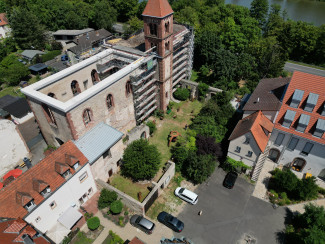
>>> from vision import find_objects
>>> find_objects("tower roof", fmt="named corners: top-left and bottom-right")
top-left (142, 0), bottom-right (174, 18)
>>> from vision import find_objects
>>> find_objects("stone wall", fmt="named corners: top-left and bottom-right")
top-left (179, 79), bottom-right (222, 100)
top-left (126, 124), bottom-right (150, 144)
top-left (96, 161), bottom-right (175, 215)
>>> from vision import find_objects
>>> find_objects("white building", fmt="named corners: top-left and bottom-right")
top-left (0, 13), bottom-right (11, 38)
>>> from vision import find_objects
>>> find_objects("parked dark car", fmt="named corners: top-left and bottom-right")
top-left (61, 55), bottom-right (68, 61)
top-left (157, 211), bottom-right (184, 232)
top-left (130, 215), bottom-right (155, 234)
top-left (223, 171), bottom-right (238, 189)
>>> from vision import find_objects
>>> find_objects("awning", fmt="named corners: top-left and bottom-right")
top-left (58, 207), bottom-right (82, 229)
top-left (3, 169), bottom-right (23, 180)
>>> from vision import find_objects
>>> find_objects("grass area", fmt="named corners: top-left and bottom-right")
top-left (110, 173), bottom-right (150, 202)
top-left (71, 231), bottom-right (94, 244)
top-left (288, 60), bottom-right (325, 71)
top-left (146, 173), bottom-right (184, 219)
top-left (149, 100), bottom-right (203, 165)
top-left (0, 86), bottom-right (24, 98)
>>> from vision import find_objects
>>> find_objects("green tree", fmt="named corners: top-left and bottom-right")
top-left (0, 55), bottom-right (30, 86)
top-left (185, 152), bottom-right (216, 184)
top-left (87, 217), bottom-right (100, 230)
top-left (111, 0), bottom-right (138, 22)
top-left (272, 168), bottom-right (299, 194)
top-left (297, 177), bottom-right (319, 201)
top-left (171, 142), bottom-right (188, 172)
top-left (92, 0), bottom-right (117, 31)
top-left (197, 82), bottom-right (209, 101)
top-left (9, 7), bottom-right (46, 49)
top-left (110, 200), bottom-right (123, 214)
top-left (98, 189), bottom-right (118, 209)
top-left (173, 88), bottom-right (190, 101)
top-left (123, 16), bottom-right (143, 35)
top-left (122, 139), bottom-right (161, 181)
top-left (250, 0), bottom-right (269, 27)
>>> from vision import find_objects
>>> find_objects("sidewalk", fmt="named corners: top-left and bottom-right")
top-left (287, 198), bottom-right (325, 214)
top-left (89, 211), bottom-right (174, 244)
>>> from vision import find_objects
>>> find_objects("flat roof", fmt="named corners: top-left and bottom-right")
top-left (53, 28), bottom-right (94, 36)
top-left (21, 48), bottom-right (154, 113)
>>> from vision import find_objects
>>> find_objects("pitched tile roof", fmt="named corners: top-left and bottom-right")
top-left (142, 0), bottom-right (174, 18)
top-left (274, 71), bottom-right (325, 145)
top-left (0, 13), bottom-right (8, 26)
top-left (0, 141), bottom-right (88, 219)
top-left (243, 77), bottom-right (291, 111)
top-left (229, 111), bottom-right (274, 151)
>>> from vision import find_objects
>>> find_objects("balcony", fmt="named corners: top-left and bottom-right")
top-left (173, 48), bottom-right (188, 60)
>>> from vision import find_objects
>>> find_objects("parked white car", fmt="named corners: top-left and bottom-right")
top-left (175, 187), bottom-right (198, 205)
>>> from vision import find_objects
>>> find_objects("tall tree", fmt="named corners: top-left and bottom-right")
top-left (9, 7), bottom-right (46, 49)
top-left (250, 0), bottom-right (269, 28)
top-left (91, 0), bottom-right (117, 31)
top-left (0, 55), bottom-right (29, 86)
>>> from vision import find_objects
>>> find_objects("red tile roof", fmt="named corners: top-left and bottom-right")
top-left (0, 141), bottom-right (88, 219)
top-left (229, 111), bottom-right (274, 151)
top-left (142, 0), bottom-right (173, 18)
top-left (0, 13), bottom-right (8, 26)
top-left (274, 71), bottom-right (325, 145)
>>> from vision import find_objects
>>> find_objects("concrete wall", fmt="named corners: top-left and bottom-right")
top-left (227, 132), bottom-right (261, 167)
top-left (97, 161), bottom-right (175, 215)
top-left (90, 140), bottom-right (124, 181)
top-left (269, 129), bottom-right (325, 177)
top-left (0, 120), bottom-right (30, 177)
top-left (25, 163), bottom-right (97, 233)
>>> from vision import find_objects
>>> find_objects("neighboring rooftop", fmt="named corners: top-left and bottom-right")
top-left (229, 111), bottom-right (274, 152)
top-left (2, 97), bottom-right (31, 118)
top-left (53, 28), bottom-right (94, 36)
top-left (0, 95), bottom-right (19, 109)
top-left (28, 63), bottom-right (48, 72)
top-left (0, 141), bottom-right (88, 218)
top-left (274, 71), bottom-right (325, 145)
top-left (21, 50), bottom-right (45, 60)
top-left (142, 0), bottom-right (174, 18)
top-left (243, 77), bottom-right (291, 111)
top-left (74, 122), bottom-right (123, 164)
top-left (0, 13), bottom-right (8, 26)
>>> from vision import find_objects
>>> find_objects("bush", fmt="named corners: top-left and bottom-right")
top-left (146, 121), bottom-right (156, 135)
top-left (223, 157), bottom-right (251, 172)
top-left (124, 211), bottom-right (129, 216)
top-left (110, 200), bottom-right (123, 214)
top-left (198, 82), bottom-right (209, 100)
top-left (40, 50), bottom-right (61, 62)
top-left (87, 217), bottom-right (100, 230)
top-left (173, 88), bottom-right (190, 101)
top-left (108, 230), bottom-right (124, 244)
top-left (98, 189), bottom-right (118, 209)
top-left (62, 236), bottom-right (71, 244)
top-left (118, 216), bottom-right (124, 226)
top-left (318, 187), bottom-right (325, 195)
top-left (154, 109), bottom-right (164, 118)
top-left (171, 143), bottom-right (188, 172)
top-left (122, 139), bottom-right (161, 181)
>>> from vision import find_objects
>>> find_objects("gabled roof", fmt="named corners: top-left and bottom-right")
top-left (142, 0), bottom-right (174, 18)
top-left (21, 50), bottom-right (45, 60)
top-left (229, 111), bottom-right (274, 152)
top-left (74, 122), bottom-right (123, 164)
top-left (0, 13), bottom-right (8, 26)
top-left (0, 141), bottom-right (88, 219)
top-left (243, 77), bottom-right (291, 111)
top-left (274, 71), bottom-right (325, 145)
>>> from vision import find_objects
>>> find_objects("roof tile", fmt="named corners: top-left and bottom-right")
top-left (142, 0), bottom-right (174, 18)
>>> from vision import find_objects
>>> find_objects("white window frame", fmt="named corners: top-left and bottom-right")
top-left (79, 172), bottom-right (88, 183)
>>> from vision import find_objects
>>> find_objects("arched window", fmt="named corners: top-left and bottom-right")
top-left (165, 22), bottom-right (170, 33)
top-left (91, 69), bottom-right (100, 85)
top-left (125, 81), bottom-right (132, 96)
top-left (165, 92), bottom-right (168, 98)
top-left (291, 158), bottom-right (307, 172)
top-left (165, 41), bottom-right (170, 51)
top-left (106, 94), bottom-right (114, 109)
top-left (48, 93), bottom-right (56, 99)
top-left (149, 23), bottom-right (157, 36)
top-left (71, 80), bottom-right (80, 96)
top-left (42, 104), bottom-right (56, 125)
top-left (268, 148), bottom-right (280, 163)
top-left (141, 131), bottom-right (146, 139)
top-left (83, 109), bottom-right (92, 125)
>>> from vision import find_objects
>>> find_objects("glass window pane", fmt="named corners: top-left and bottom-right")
top-left (302, 142), bottom-right (313, 155)
top-left (275, 133), bottom-right (285, 146)
top-left (287, 137), bottom-right (299, 151)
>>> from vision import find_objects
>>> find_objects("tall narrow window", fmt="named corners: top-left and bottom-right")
top-left (125, 81), bottom-right (132, 96)
top-left (149, 23), bottom-right (157, 36)
top-left (42, 104), bottom-right (56, 126)
top-left (165, 22), bottom-right (170, 33)
top-left (287, 137), bottom-right (299, 151)
top-left (71, 80), bottom-right (80, 96)
top-left (83, 109), bottom-right (92, 125)
top-left (91, 69), bottom-right (100, 85)
top-left (107, 94), bottom-right (114, 109)
top-left (165, 41), bottom-right (170, 52)
top-left (301, 142), bottom-right (313, 156)
top-left (274, 133), bottom-right (285, 146)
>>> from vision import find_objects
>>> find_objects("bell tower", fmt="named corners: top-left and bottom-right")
top-left (142, 0), bottom-right (174, 111)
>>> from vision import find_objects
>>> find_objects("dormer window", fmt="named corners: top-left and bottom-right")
top-left (62, 169), bottom-right (71, 179)
top-left (282, 110), bottom-right (296, 128)
top-left (40, 186), bottom-right (51, 198)
top-left (321, 103), bottom-right (325, 117)
top-left (25, 200), bottom-right (36, 212)
top-left (314, 119), bottom-right (325, 138)
top-left (72, 161), bottom-right (80, 170)
top-left (290, 89), bottom-right (304, 108)
top-left (296, 114), bottom-right (310, 133)
top-left (244, 137), bottom-right (250, 144)
top-left (304, 93), bottom-right (318, 112)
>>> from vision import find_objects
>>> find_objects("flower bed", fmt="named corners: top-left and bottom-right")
top-left (102, 206), bottom-right (130, 227)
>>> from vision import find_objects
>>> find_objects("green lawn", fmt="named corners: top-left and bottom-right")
top-left (110, 173), bottom-right (150, 202)
top-left (148, 100), bottom-right (203, 165)
top-left (0, 86), bottom-right (24, 98)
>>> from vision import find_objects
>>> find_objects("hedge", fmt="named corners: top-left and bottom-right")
top-left (110, 200), bottom-right (123, 214)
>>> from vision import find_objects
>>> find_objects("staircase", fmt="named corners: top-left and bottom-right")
top-left (251, 145), bottom-right (271, 182)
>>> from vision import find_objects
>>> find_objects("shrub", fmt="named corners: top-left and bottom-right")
top-left (318, 187), bottom-right (325, 195)
top-left (297, 177), bottom-right (319, 200)
top-left (167, 101), bottom-right (175, 110)
top-left (84, 212), bottom-right (93, 221)
top-left (40, 50), bottom-right (61, 62)
top-left (98, 189), bottom-right (118, 209)
top-left (124, 211), bottom-right (129, 216)
top-left (87, 217), bottom-right (100, 230)
top-left (62, 236), bottom-right (71, 244)
top-left (146, 121), bottom-right (156, 135)
top-left (223, 157), bottom-right (251, 172)
top-left (154, 109), bottom-right (164, 118)
top-left (110, 200), bottom-right (123, 214)
top-left (173, 88), bottom-right (190, 101)
top-left (196, 134), bottom-right (223, 160)
top-left (171, 143), bottom-right (188, 172)
top-left (108, 230), bottom-right (124, 244)
top-left (122, 139), bottom-right (161, 180)
top-left (198, 82), bottom-right (209, 100)
top-left (118, 216), bottom-right (124, 226)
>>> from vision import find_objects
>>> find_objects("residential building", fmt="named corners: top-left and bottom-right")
top-left (268, 71), bottom-right (325, 178)
top-left (0, 141), bottom-right (97, 243)
top-left (243, 77), bottom-right (291, 122)
top-left (228, 111), bottom-right (274, 167)
top-left (21, 50), bottom-right (45, 63)
top-left (53, 28), bottom-right (94, 42)
top-left (21, 0), bottom-right (194, 148)
top-left (0, 13), bottom-right (11, 38)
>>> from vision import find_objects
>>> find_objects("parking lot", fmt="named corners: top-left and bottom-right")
top-left (174, 169), bottom-right (286, 244)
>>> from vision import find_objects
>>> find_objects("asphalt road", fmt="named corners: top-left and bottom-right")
top-left (175, 169), bottom-right (286, 244)
top-left (284, 62), bottom-right (325, 77)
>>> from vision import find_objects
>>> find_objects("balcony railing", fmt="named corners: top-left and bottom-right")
top-left (135, 78), bottom-right (156, 94)
top-left (136, 92), bottom-right (157, 109)
top-left (136, 99), bottom-right (157, 116)
top-left (138, 105), bottom-right (157, 121)
top-left (135, 86), bottom-right (156, 102)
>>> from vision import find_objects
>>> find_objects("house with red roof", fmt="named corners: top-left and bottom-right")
top-left (0, 13), bottom-right (11, 38)
top-left (0, 141), bottom-right (97, 243)
top-left (267, 71), bottom-right (325, 178)
top-left (228, 111), bottom-right (274, 167)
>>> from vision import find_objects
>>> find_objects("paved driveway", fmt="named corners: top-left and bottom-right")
top-left (284, 62), bottom-right (325, 77)
top-left (174, 169), bottom-right (286, 244)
